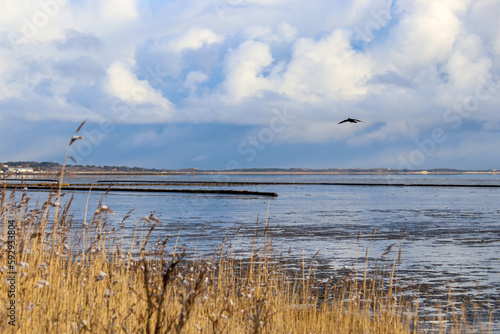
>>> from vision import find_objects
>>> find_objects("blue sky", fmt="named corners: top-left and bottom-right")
top-left (1, 0), bottom-right (500, 170)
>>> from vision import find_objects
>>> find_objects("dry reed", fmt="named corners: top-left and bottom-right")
top-left (2, 186), bottom-right (494, 333)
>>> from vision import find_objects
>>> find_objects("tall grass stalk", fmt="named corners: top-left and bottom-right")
top-left (51, 120), bottom-right (85, 261)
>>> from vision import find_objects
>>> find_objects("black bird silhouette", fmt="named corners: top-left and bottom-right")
top-left (338, 118), bottom-right (363, 124)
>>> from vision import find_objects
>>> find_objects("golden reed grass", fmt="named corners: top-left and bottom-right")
top-left (1, 187), bottom-right (492, 333)
top-left (0, 187), bottom-right (394, 332)
top-left (0, 123), bottom-right (493, 333)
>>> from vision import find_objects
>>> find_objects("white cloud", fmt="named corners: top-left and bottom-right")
top-left (389, 1), bottom-right (466, 68)
top-left (222, 40), bottom-right (274, 103)
top-left (495, 32), bottom-right (500, 56)
top-left (184, 71), bottom-right (209, 95)
top-left (164, 26), bottom-right (224, 52)
top-left (444, 33), bottom-right (492, 92)
top-left (467, 0), bottom-right (500, 55)
top-left (103, 61), bottom-right (176, 123)
top-left (273, 21), bottom-right (297, 43)
top-left (100, 0), bottom-right (137, 22)
top-left (219, 27), bottom-right (372, 105)
top-left (105, 61), bottom-right (172, 109)
top-left (0, 2), bottom-right (33, 28)
top-left (242, 21), bottom-right (297, 43)
top-left (278, 29), bottom-right (372, 103)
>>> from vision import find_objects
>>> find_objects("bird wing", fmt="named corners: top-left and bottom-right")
top-left (338, 119), bottom-right (348, 124)
top-left (352, 118), bottom-right (363, 123)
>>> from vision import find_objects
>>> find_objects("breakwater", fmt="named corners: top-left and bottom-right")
top-left (94, 180), bottom-right (500, 187)
top-left (1, 183), bottom-right (278, 197)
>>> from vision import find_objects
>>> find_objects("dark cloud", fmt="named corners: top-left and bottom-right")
top-left (54, 56), bottom-right (105, 79)
top-left (368, 71), bottom-right (414, 88)
top-left (56, 29), bottom-right (102, 51)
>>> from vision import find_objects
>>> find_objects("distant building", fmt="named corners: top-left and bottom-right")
top-left (7, 167), bottom-right (34, 173)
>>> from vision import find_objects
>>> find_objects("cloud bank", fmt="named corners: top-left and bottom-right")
top-left (0, 0), bottom-right (499, 169)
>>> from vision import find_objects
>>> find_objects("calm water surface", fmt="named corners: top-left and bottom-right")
top-left (15, 174), bottom-right (500, 329)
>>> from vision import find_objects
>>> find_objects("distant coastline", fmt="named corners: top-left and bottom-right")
top-left (1, 161), bottom-right (499, 176)
top-left (31, 170), bottom-right (500, 175)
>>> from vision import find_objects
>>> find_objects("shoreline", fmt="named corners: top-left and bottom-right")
top-left (3, 170), bottom-right (500, 176)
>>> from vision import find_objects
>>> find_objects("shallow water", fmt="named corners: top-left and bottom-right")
top-left (12, 173), bottom-right (500, 330)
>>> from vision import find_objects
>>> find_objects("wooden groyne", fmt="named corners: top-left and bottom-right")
top-left (92, 180), bottom-right (500, 188)
top-left (4, 180), bottom-right (500, 196)
top-left (1, 183), bottom-right (278, 197)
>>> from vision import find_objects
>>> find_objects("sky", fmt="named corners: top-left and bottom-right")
top-left (1, 0), bottom-right (500, 170)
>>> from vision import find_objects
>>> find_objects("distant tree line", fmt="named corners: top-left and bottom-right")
top-left (1, 161), bottom-right (495, 173)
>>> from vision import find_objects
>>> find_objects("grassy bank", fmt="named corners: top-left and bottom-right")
top-left (1, 185), bottom-right (493, 334)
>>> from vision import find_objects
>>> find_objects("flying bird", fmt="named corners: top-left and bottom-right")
top-left (338, 118), bottom-right (363, 124)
